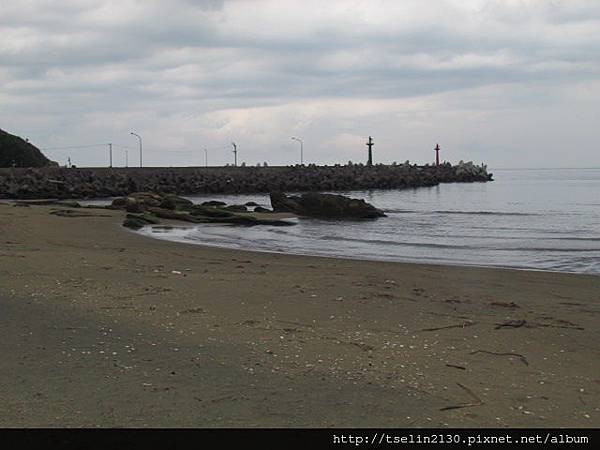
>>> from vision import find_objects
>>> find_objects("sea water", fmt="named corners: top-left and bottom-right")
top-left (138, 168), bottom-right (600, 275)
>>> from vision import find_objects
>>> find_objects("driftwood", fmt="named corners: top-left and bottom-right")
top-left (445, 364), bottom-right (466, 370)
top-left (494, 319), bottom-right (527, 329)
top-left (536, 322), bottom-right (584, 331)
top-left (421, 321), bottom-right (475, 332)
top-left (470, 349), bottom-right (529, 366)
top-left (440, 383), bottom-right (483, 411)
top-left (494, 318), bottom-right (584, 331)
top-left (490, 301), bottom-right (519, 308)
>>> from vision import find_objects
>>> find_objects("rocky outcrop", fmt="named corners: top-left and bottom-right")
top-left (190, 205), bottom-right (234, 218)
top-left (146, 207), bottom-right (208, 223)
top-left (0, 163), bottom-right (493, 200)
top-left (224, 204), bottom-right (248, 212)
top-left (110, 192), bottom-right (192, 212)
top-left (123, 213), bottom-right (161, 229)
top-left (160, 194), bottom-right (194, 210)
top-left (270, 192), bottom-right (386, 219)
top-left (106, 191), bottom-right (296, 227)
top-left (0, 129), bottom-right (57, 168)
top-left (201, 200), bottom-right (226, 207)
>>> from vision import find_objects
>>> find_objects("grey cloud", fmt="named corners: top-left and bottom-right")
top-left (1, 0), bottom-right (599, 167)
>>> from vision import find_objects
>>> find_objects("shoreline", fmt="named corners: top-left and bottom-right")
top-left (1, 203), bottom-right (599, 427)
top-left (137, 223), bottom-right (600, 277)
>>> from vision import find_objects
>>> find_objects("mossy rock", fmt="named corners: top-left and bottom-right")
top-left (224, 204), bottom-right (248, 212)
top-left (147, 207), bottom-right (207, 223)
top-left (159, 194), bottom-right (194, 210)
top-left (110, 197), bottom-right (128, 208)
top-left (126, 213), bottom-right (161, 225)
top-left (129, 192), bottom-right (163, 207)
top-left (201, 200), bottom-right (226, 206)
top-left (123, 217), bottom-right (147, 229)
top-left (190, 206), bottom-right (234, 218)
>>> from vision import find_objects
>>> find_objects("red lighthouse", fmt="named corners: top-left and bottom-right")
top-left (434, 143), bottom-right (440, 166)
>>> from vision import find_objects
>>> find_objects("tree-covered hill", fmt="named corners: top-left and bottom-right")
top-left (0, 128), bottom-right (57, 167)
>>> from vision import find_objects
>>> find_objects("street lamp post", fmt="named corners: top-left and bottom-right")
top-left (130, 132), bottom-right (143, 167)
top-left (204, 148), bottom-right (208, 167)
top-left (291, 136), bottom-right (303, 165)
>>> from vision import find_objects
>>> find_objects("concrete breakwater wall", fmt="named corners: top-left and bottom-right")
top-left (0, 162), bottom-right (492, 199)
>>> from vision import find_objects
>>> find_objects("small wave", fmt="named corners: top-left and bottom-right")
top-left (383, 209), bottom-right (422, 214)
top-left (315, 235), bottom-right (600, 253)
top-left (546, 236), bottom-right (600, 242)
top-left (433, 210), bottom-right (538, 216)
top-left (318, 235), bottom-right (477, 250)
top-left (495, 247), bottom-right (600, 253)
top-left (384, 209), bottom-right (539, 216)
top-left (468, 225), bottom-right (592, 234)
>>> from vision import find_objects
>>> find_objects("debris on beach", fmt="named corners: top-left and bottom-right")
top-left (470, 349), bottom-right (529, 366)
top-left (494, 318), bottom-right (584, 331)
top-left (440, 383), bottom-right (484, 411)
top-left (421, 321), bottom-right (476, 332)
top-left (494, 319), bottom-right (528, 329)
top-left (490, 301), bottom-right (520, 308)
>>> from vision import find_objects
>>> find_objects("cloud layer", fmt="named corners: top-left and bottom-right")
top-left (1, 0), bottom-right (599, 167)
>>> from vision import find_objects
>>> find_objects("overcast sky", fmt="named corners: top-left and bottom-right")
top-left (1, 0), bottom-right (599, 168)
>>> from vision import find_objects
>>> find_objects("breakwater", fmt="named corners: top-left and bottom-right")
top-left (0, 162), bottom-right (492, 199)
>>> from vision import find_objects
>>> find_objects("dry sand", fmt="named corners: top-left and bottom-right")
top-left (0, 202), bottom-right (599, 427)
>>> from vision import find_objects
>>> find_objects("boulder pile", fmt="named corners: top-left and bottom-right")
top-left (0, 163), bottom-right (493, 200)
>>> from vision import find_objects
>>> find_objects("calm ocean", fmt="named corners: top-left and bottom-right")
top-left (138, 168), bottom-right (600, 275)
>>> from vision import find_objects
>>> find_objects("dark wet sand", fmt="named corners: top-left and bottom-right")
top-left (0, 203), bottom-right (599, 427)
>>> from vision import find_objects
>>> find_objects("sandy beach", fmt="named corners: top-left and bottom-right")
top-left (0, 202), bottom-right (599, 427)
